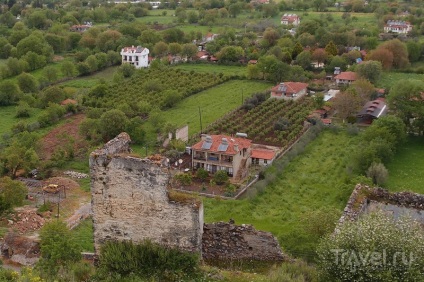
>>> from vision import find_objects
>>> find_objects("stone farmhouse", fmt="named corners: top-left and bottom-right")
top-left (191, 135), bottom-right (252, 180)
top-left (270, 82), bottom-right (308, 100)
top-left (120, 46), bottom-right (149, 68)
top-left (384, 20), bottom-right (413, 34)
top-left (280, 14), bottom-right (300, 26)
top-left (334, 71), bottom-right (357, 85)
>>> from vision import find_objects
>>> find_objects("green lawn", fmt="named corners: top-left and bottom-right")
top-left (152, 80), bottom-right (272, 135)
top-left (173, 64), bottom-right (247, 77)
top-left (204, 130), bottom-right (360, 260)
top-left (70, 218), bottom-right (94, 252)
top-left (385, 136), bottom-right (424, 193)
top-left (378, 72), bottom-right (424, 90)
top-left (0, 106), bottom-right (43, 137)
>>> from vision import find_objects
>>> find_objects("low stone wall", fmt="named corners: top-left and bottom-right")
top-left (202, 221), bottom-right (284, 262)
top-left (368, 188), bottom-right (424, 210)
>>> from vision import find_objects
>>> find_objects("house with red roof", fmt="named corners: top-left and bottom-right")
top-left (120, 46), bottom-right (149, 68)
top-left (70, 24), bottom-right (91, 32)
top-left (251, 148), bottom-right (276, 166)
top-left (334, 71), bottom-right (357, 85)
top-left (384, 20), bottom-right (412, 34)
top-left (357, 98), bottom-right (388, 124)
top-left (280, 14), bottom-right (300, 26)
top-left (270, 82), bottom-right (308, 100)
top-left (191, 134), bottom-right (252, 180)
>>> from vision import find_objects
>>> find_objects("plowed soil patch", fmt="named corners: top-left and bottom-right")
top-left (40, 114), bottom-right (87, 160)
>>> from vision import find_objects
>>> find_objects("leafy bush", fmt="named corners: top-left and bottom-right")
top-left (213, 170), bottom-right (229, 185)
top-left (366, 162), bottom-right (388, 185)
top-left (196, 168), bottom-right (208, 181)
top-left (97, 240), bottom-right (201, 281)
top-left (175, 173), bottom-right (192, 186)
top-left (0, 177), bottom-right (27, 214)
top-left (317, 211), bottom-right (424, 281)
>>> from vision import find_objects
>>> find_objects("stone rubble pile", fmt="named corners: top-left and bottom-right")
top-left (8, 208), bottom-right (46, 235)
top-left (202, 221), bottom-right (284, 262)
top-left (63, 170), bottom-right (89, 179)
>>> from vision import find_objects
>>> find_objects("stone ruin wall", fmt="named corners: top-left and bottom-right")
top-left (89, 132), bottom-right (203, 253)
top-left (339, 184), bottom-right (424, 226)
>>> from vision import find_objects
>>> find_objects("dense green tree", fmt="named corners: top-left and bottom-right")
top-left (1, 140), bottom-right (38, 178)
top-left (406, 41), bottom-right (422, 63)
top-left (16, 32), bottom-right (53, 60)
top-left (295, 50), bottom-right (312, 69)
top-left (378, 39), bottom-right (409, 69)
top-left (153, 41), bottom-right (168, 57)
top-left (388, 79), bottom-right (424, 133)
top-left (0, 176), bottom-right (27, 211)
top-left (0, 81), bottom-right (21, 106)
top-left (168, 42), bottom-right (182, 55)
top-left (17, 72), bottom-right (39, 93)
top-left (325, 55), bottom-right (348, 73)
top-left (38, 221), bottom-right (82, 277)
top-left (162, 28), bottom-right (185, 44)
top-left (181, 43), bottom-right (198, 60)
top-left (96, 30), bottom-right (123, 52)
top-left (324, 40), bottom-right (338, 56)
top-left (43, 66), bottom-right (58, 83)
top-left (38, 86), bottom-right (66, 108)
top-left (99, 109), bottom-right (129, 141)
top-left (61, 60), bottom-right (77, 78)
top-left (356, 60), bottom-right (382, 84)
top-left (216, 46), bottom-right (244, 62)
top-left (21, 51), bottom-right (47, 71)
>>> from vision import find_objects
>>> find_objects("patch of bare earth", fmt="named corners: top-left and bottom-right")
top-left (40, 113), bottom-right (88, 160)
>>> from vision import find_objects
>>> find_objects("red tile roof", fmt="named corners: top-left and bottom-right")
top-left (251, 149), bottom-right (275, 160)
top-left (122, 46), bottom-right (147, 53)
top-left (334, 71), bottom-right (357, 81)
top-left (271, 82), bottom-right (308, 95)
top-left (192, 135), bottom-right (252, 155)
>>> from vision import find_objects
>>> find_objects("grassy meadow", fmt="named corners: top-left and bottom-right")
top-left (0, 106), bottom-right (43, 137)
top-left (204, 130), bottom-right (361, 260)
top-left (377, 72), bottom-right (424, 90)
top-left (70, 218), bottom-right (95, 252)
top-left (59, 66), bottom-right (119, 89)
top-left (385, 136), bottom-right (424, 194)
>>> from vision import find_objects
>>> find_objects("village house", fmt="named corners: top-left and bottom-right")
top-left (357, 98), bottom-right (388, 124)
top-left (191, 134), bottom-right (252, 180)
top-left (120, 46), bottom-right (149, 68)
top-left (270, 82), bottom-right (308, 100)
top-left (334, 71), bottom-right (357, 85)
top-left (384, 20), bottom-right (413, 34)
top-left (280, 14), bottom-right (300, 26)
top-left (251, 148), bottom-right (276, 166)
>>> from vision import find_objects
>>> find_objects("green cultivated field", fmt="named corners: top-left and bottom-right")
top-left (204, 130), bottom-right (360, 259)
top-left (154, 80), bottom-right (272, 135)
top-left (0, 106), bottom-right (43, 137)
top-left (173, 64), bottom-right (247, 77)
top-left (385, 136), bottom-right (424, 194)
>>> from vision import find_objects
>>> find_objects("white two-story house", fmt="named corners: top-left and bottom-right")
top-left (191, 135), bottom-right (252, 180)
top-left (120, 46), bottom-right (149, 68)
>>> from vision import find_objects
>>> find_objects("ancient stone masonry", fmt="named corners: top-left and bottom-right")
top-left (90, 133), bottom-right (203, 254)
top-left (202, 222), bottom-right (285, 262)
top-left (339, 184), bottom-right (424, 226)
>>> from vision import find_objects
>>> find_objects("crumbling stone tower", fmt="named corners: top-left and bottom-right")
top-left (89, 133), bottom-right (203, 254)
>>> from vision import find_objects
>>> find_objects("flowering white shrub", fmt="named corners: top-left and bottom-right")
top-left (317, 211), bottom-right (424, 281)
